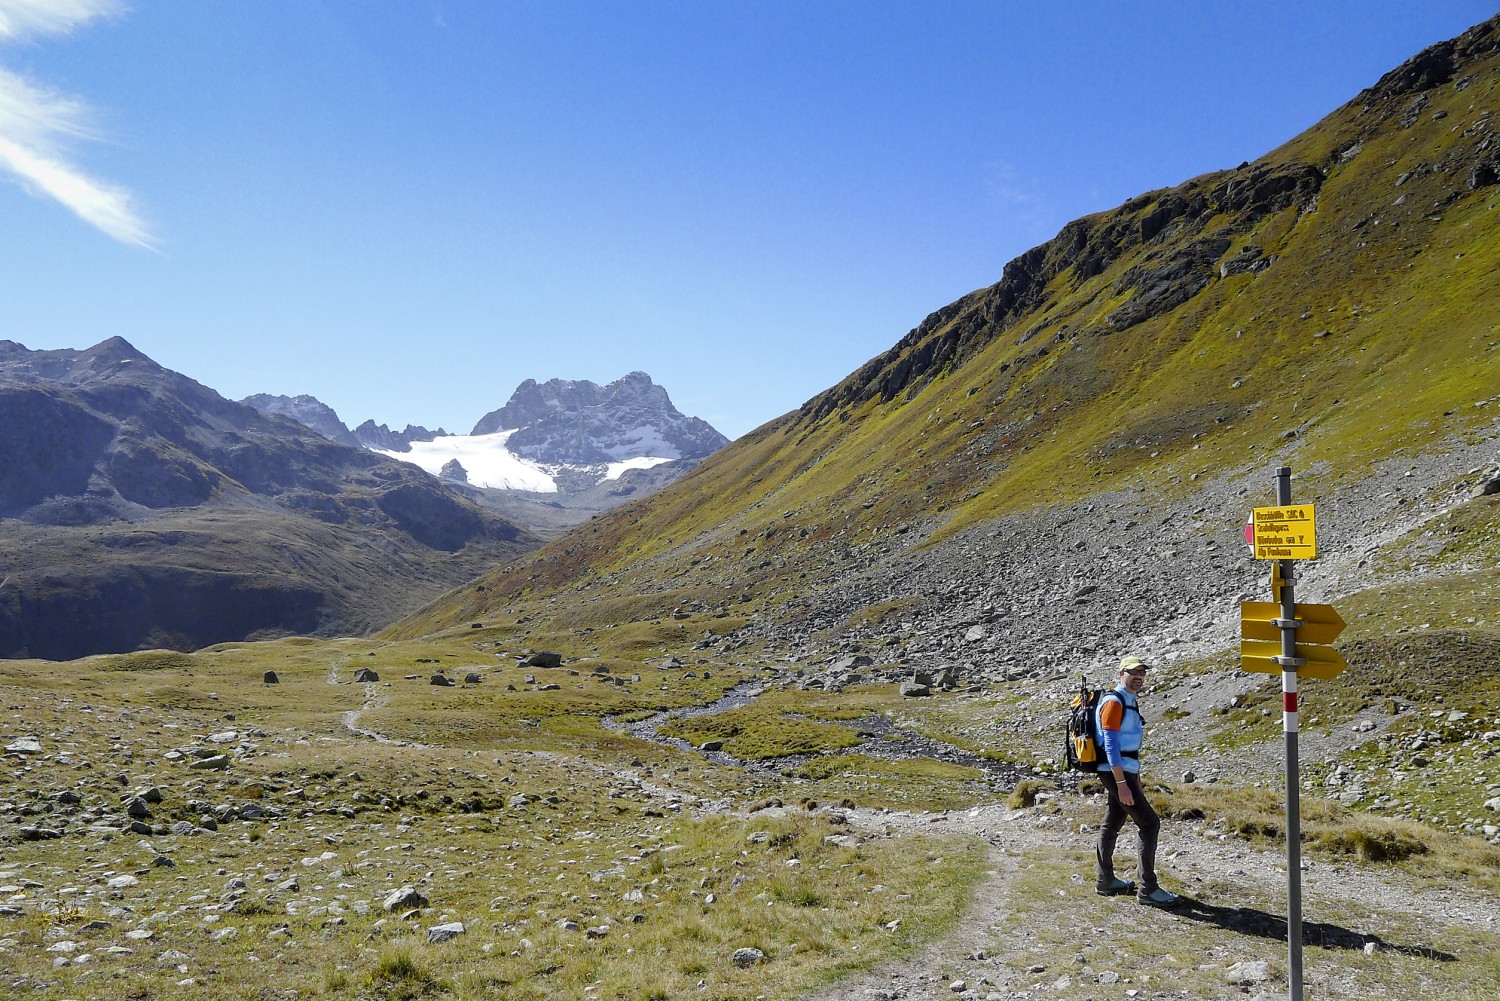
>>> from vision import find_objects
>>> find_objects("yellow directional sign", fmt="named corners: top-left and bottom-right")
top-left (1240, 639), bottom-right (1349, 680)
top-left (1251, 504), bottom-right (1317, 560)
top-left (1240, 602), bottom-right (1347, 644)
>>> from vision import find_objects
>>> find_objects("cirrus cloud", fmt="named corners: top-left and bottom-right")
top-left (0, 0), bottom-right (154, 249)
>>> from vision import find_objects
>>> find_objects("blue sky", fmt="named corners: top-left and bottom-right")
top-left (1, 2), bottom-right (1493, 439)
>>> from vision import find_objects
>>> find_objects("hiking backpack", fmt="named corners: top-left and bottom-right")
top-left (1064, 677), bottom-right (1141, 773)
top-left (1064, 676), bottom-right (1112, 773)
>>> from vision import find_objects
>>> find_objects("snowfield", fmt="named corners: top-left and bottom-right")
top-left (377, 430), bottom-right (674, 492)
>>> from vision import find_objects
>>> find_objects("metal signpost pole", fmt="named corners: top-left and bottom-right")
top-left (1276, 465), bottom-right (1304, 1001)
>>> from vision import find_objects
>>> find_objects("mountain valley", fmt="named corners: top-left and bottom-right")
top-left (2, 15), bottom-right (1500, 1001)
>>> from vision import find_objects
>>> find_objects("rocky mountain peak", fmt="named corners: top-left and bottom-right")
top-left (470, 372), bottom-right (727, 464)
top-left (351, 420), bottom-right (446, 453)
top-left (242, 393), bottom-right (362, 448)
top-left (0, 336), bottom-right (159, 386)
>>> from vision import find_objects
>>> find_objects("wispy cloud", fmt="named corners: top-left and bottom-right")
top-left (0, 0), bottom-right (154, 249)
top-left (984, 159), bottom-right (1052, 234)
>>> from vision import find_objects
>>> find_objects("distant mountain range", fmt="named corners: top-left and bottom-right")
top-left (0, 337), bottom-right (538, 659)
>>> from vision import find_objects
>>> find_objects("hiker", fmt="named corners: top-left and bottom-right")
top-left (1095, 654), bottom-right (1179, 907)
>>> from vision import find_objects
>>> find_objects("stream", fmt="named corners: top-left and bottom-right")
top-left (605, 681), bottom-right (1044, 788)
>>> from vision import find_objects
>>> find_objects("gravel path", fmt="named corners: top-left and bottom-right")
top-left (801, 800), bottom-right (1500, 1001)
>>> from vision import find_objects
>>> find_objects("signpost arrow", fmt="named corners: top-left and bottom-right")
top-left (1239, 601), bottom-right (1347, 644)
top-left (1240, 639), bottom-right (1350, 681)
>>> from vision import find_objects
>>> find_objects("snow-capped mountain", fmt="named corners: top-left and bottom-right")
top-left (243, 372), bottom-right (728, 510)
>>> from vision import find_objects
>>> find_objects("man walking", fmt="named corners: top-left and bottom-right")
top-left (1095, 654), bottom-right (1179, 907)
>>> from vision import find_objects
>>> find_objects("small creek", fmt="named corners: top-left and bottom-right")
top-left (605, 682), bottom-right (1042, 788)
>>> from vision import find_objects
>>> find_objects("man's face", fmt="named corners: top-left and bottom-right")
top-left (1121, 668), bottom-right (1147, 693)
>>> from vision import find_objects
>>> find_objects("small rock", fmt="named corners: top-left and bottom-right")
top-left (263, 671), bottom-right (279, 685)
top-left (4, 737), bottom-right (43, 755)
top-left (1226, 959), bottom-right (1271, 985)
top-left (732, 947), bottom-right (765, 968)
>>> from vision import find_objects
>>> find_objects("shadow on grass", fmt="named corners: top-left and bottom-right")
top-left (1170, 896), bottom-right (1457, 961)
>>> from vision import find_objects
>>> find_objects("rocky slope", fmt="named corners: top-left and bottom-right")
top-left (0, 338), bottom-right (537, 659)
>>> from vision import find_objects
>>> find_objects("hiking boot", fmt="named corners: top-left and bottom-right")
top-left (1095, 877), bottom-right (1136, 897)
top-left (1138, 887), bottom-right (1180, 908)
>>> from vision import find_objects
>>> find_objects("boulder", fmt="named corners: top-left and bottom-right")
top-left (527, 652), bottom-right (564, 668)
top-left (263, 671), bottom-right (279, 684)
top-left (354, 667), bottom-right (380, 683)
top-left (427, 921), bottom-right (465, 943)
top-left (382, 886), bottom-right (428, 912)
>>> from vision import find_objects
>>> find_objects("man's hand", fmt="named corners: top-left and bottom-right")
top-left (1116, 779), bottom-right (1134, 807)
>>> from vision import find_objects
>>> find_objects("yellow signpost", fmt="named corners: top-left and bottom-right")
top-left (1238, 470), bottom-right (1344, 1001)
top-left (1250, 504), bottom-right (1317, 560)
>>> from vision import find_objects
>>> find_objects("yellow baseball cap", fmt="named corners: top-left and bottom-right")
top-left (1119, 655), bottom-right (1149, 674)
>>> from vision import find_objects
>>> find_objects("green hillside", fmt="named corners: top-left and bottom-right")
top-left (392, 18), bottom-right (1500, 645)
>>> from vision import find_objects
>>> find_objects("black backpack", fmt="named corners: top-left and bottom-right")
top-left (1064, 676), bottom-right (1126, 773)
